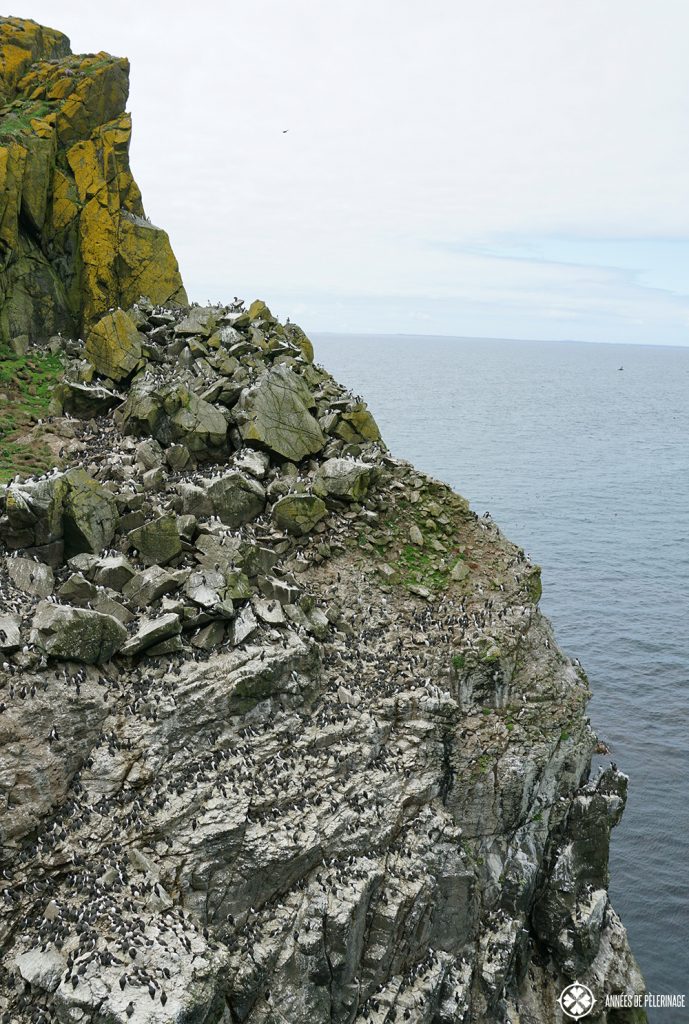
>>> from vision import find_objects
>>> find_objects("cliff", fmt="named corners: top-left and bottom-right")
top-left (0, 16), bottom-right (186, 347)
top-left (0, 19), bottom-right (645, 1024)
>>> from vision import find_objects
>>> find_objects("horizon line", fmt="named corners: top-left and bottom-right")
top-left (310, 329), bottom-right (689, 350)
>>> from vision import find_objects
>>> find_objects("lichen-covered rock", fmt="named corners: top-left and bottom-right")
top-left (235, 364), bottom-right (325, 461)
top-left (3, 473), bottom-right (68, 552)
top-left (62, 467), bottom-right (118, 556)
top-left (30, 601), bottom-right (127, 663)
top-left (207, 471), bottom-right (266, 528)
top-left (314, 457), bottom-right (375, 502)
top-left (0, 17), bottom-right (187, 343)
top-left (127, 515), bottom-right (182, 566)
top-left (272, 493), bottom-right (327, 535)
top-left (85, 308), bottom-right (142, 381)
top-left (120, 379), bottom-right (228, 455)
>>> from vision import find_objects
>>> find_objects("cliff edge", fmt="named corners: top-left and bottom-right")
top-left (0, 18), bottom-right (645, 1024)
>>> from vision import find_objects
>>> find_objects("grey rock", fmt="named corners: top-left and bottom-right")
top-left (234, 448), bottom-right (270, 479)
top-left (191, 620), bottom-right (225, 650)
top-left (121, 613), bottom-right (182, 657)
top-left (15, 948), bottom-right (65, 993)
top-left (128, 515), bottom-right (182, 566)
top-left (207, 471), bottom-right (266, 528)
top-left (0, 613), bottom-right (21, 651)
top-left (121, 379), bottom-right (228, 456)
top-left (314, 457), bottom-right (374, 502)
top-left (6, 556), bottom-right (54, 597)
top-left (166, 443), bottom-right (192, 471)
top-left (175, 481), bottom-right (213, 518)
top-left (135, 438), bottom-right (164, 470)
top-left (57, 572), bottom-right (99, 604)
top-left (61, 468), bottom-right (119, 556)
top-left (271, 493), bottom-right (327, 536)
top-left (252, 595), bottom-right (286, 625)
top-left (92, 554), bottom-right (137, 590)
top-left (121, 565), bottom-right (180, 607)
top-left (31, 602), bottom-right (127, 663)
top-left (235, 364), bottom-right (326, 461)
top-left (231, 603), bottom-right (258, 645)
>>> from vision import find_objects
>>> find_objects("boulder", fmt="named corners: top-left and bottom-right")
top-left (127, 515), bottom-right (182, 566)
top-left (191, 620), bottom-right (225, 650)
top-left (252, 596), bottom-right (286, 625)
top-left (57, 572), bottom-right (99, 604)
top-left (3, 475), bottom-right (68, 551)
top-left (335, 403), bottom-right (382, 443)
top-left (31, 601), bottom-right (127, 663)
top-left (92, 554), bottom-right (136, 590)
top-left (184, 570), bottom-right (224, 609)
top-left (15, 948), bottom-right (65, 994)
top-left (271, 494), bottom-right (327, 536)
top-left (85, 309), bottom-right (143, 382)
top-left (176, 481), bottom-right (213, 517)
top-left (6, 556), bottom-right (54, 597)
top-left (62, 468), bottom-right (118, 556)
top-left (121, 566), bottom-right (180, 607)
top-left (231, 604), bottom-right (258, 645)
top-left (314, 458), bottom-right (375, 502)
top-left (233, 448), bottom-right (270, 479)
top-left (121, 613), bottom-right (181, 657)
top-left (0, 614), bottom-right (21, 652)
top-left (52, 381), bottom-right (122, 418)
top-left (207, 472), bottom-right (266, 528)
top-left (120, 380), bottom-right (228, 456)
top-left (2, 470), bottom-right (117, 559)
top-left (175, 306), bottom-right (219, 337)
top-left (235, 365), bottom-right (325, 461)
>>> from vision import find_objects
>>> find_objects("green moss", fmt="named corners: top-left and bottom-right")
top-left (526, 565), bottom-right (542, 604)
top-left (451, 653), bottom-right (465, 671)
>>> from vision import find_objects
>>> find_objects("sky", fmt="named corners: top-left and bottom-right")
top-left (15, 0), bottom-right (689, 344)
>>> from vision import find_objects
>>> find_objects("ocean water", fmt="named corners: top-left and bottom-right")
top-left (314, 333), bottom-right (689, 1018)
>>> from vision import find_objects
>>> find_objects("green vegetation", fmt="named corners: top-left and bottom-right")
top-left (0, 100), bottom-right (53, 138)
top-left (397, 542), bottom-right (448, 591)
top-left (451, 653), bottom-right (465, 672)
top-left (0, 344), bottom-right (63, 481)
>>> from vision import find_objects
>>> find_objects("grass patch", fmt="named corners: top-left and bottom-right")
top-left (398, 542), bottom-right (448, 591)
top-left (0, 100), bottom-right (54, 138)
top-left (0, 345), bottom-right (64, 482)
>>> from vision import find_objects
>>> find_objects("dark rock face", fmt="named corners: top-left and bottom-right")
top-left (0, 18), bottom-right (646, 1024)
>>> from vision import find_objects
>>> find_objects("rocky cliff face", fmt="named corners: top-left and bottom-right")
top-left (0, 17), bottom-right (186, 347)
top-left (0, 19), bottom-right (645, 1024)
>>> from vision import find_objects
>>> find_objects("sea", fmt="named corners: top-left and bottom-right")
top-left (314, 333), bottom-right (689, 1020)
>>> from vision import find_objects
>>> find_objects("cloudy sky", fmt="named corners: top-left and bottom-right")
top-left (22, 0), bottom-right (689, 344)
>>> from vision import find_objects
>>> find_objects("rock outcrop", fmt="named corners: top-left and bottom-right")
top-left (0, 18), bottom-right (646, 1024)
top-left (0, 16), bottom-right (186, 345)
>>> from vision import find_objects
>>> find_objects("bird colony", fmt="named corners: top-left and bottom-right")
top-left (0, 296), bottom-right (645, 1023)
